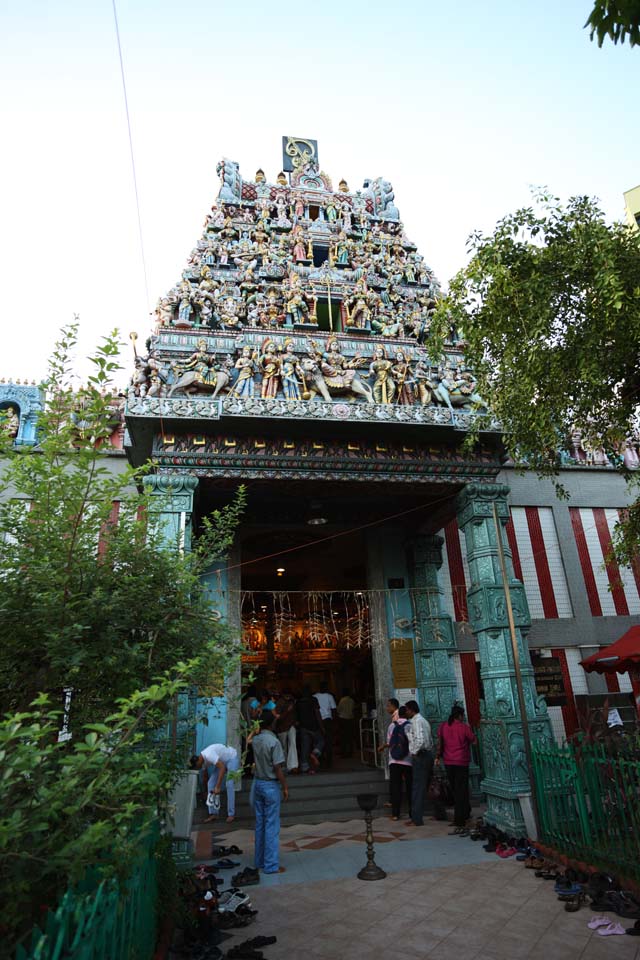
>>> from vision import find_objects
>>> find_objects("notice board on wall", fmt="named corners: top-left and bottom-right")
top-left (390, 638), bottom-right (417, 688)
top-left (531, 654), bottom-right (567, 707)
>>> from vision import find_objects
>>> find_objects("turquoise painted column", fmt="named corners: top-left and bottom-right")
top-left (143, 474), bottom-right (199, 548)
top-left (456, 482), bottom-right (553, 835)
top-left (406, 535), bottom-right (459, 730)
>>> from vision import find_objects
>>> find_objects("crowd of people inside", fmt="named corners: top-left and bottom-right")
top-left (239, 681), bottom-right (358, 775)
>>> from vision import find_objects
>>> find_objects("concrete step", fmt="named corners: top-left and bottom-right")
top-left (229, 768), bottom-right (388, 827)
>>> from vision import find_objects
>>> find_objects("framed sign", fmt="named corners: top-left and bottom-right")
top-left (531, 654), bottom-right (567, 707)
top-left (390, 638), bottom-right (417, 688)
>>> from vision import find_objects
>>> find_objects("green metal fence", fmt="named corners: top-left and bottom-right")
top-left (532, 740), bottom-right (640, 881)
top-left (15, 827), bottom-right (160, 960)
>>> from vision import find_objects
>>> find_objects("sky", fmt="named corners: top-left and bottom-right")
top-left (0, 0), bottom-right (638, 386)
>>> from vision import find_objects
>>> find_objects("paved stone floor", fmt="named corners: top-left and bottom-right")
top-left (193, 816), bottom-right (639, 959)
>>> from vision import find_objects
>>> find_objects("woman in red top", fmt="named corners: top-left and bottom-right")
top-left (436, 705), bottom-right (476, 832)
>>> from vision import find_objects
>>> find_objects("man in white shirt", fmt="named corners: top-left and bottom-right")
top-left (190, 742), bottom-right (240, 823)
top-left (404, 700), bottom-right (433, 827)
top-left (314, 682), bottom-right (337, 768)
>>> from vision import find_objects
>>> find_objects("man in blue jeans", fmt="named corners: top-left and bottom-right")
top-left (252, 710), bottom-right (289, 874)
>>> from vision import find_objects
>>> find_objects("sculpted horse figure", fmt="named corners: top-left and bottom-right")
top-left (298, 356), bottom-right (373, 403)
top-left (168, 356), bottom-right (233, 399)
top-left (433, 366), bottom-right (485, 411)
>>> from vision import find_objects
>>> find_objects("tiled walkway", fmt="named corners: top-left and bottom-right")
top-left (192, 817), bottom-right (640, 959)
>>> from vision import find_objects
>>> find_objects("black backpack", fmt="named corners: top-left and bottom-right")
top-left (389, 720), bottom-right (410, 761)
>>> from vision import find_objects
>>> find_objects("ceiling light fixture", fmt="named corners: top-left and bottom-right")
top-left (307, 500), bottom-right (328, 526)
top-left (276, 567), bottom-right (285, 576)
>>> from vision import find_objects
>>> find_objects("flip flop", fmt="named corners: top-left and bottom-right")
top-left (587, 915), bottom-right (611, 929)
top-left (598, 922), bottom-right (626, 936)
top-left (244, 937), bottom-right (278, 948)
top-left (212, 844), bottom-right (243, 857)
top-left (213, 859), bottom-right (241, 869)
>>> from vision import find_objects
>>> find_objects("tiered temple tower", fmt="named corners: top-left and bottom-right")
top-left (125, 137), bottom-right (552, 834)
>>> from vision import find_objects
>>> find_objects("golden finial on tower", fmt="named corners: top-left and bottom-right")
top-left (255, 168), bottom-right (266, 183)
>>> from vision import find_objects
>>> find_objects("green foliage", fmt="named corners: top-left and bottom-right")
top-left (585, 0), bottom-right (640, 46)
top-left (0, 673), bottom-right (192, 954)
top-left (434, 192), bottom-right (640, 557)
top-left (0, 324), bottom-right (245, 724)
top-left (0, 326), bottom-right (245, 952)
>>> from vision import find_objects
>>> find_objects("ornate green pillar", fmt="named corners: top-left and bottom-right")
top-left (456, 482), bottom-right (552, 835)
top-left (406, 535), bottom-right (459, 729)
top-left (143, 474), bottom-right (199, 550)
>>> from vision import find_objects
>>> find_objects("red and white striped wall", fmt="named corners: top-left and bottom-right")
top-left (570, 508), bottom-right (640, 616)
top-left (438, 507), bottom-right (572, 622)
top-left (450, 646), bottom-right (632, 745)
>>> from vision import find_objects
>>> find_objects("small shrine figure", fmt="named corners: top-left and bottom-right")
top-left (209, 205), bottom-right (225, 228)
top-left (220, 296), bottom-right (241, 329)
top-left (392, 349), bottom-right (415, 405)
top-left (369, 346), bottom-right (395, 404)
top-left (293, 231), bottom-right (308, 262)
top-left (275, 193), bottom-right (288, 221)
top-left (259, 338), bottom-right (281, 399)
top-left (341, 201), bottom-right (352, 231)
top-left (177, 281), bottom-right (194, 326)
top-left (156, 296), bottom-right (175, 326)
top-left (334, 232), bottom-right (351, 265)
top-left (414, 357), bottom-right (435, 405)
top-left (284, 273), bottom-right (310, 325)
top-left (371, 312), bottom-right (401, 338)
top-left (293, 196), bottom-right (305, 221)
top-left (4, 406), bottom-right (19, 438)
top-left (229, 345), bottom-right (257, 398)
top-left (280, 338), bottom-right (302, 400)
top-left (325, 197), bottom-right (338, 223)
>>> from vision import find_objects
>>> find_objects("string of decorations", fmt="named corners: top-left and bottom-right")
top-left (234, 587), bottom-right (468, 652)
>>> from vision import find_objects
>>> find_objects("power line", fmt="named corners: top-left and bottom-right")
top-left (111, 0), bottom-right (151, 313)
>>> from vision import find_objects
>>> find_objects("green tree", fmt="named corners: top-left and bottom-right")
top-left (0, 325), bottom-right (245, 725)
top-left (586, 0), bottom-right (640, 46)
top-left (434, 192), bottom-right (640, 561)
top-left (0, 326), bottom-right (245, 951)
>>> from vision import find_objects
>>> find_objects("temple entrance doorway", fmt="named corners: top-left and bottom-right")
top-left (239, 526), bottom-right (377, 771)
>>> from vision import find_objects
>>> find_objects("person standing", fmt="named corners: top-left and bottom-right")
top-left (275, 689), bottom-right (299, 773)
top-left (337, 688), bottom-right (356, 758)
top-left (190, 742), bottom-right (241, 823)
top-left (436, 705), bottom-right (477, 833)
top-left (404, 700), bottom-right (433, 827)
top-left (314, 681), bottom-right (337, 768)
top-left (252, 710), bottom-right (289, 874)
top-left (296, 686), bottom-right (324, 774)
top-left (378, 698), bottom-right (412, 821)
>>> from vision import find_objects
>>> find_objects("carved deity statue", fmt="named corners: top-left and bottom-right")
top-left (259, 339), bottom-right (281, 399)
top-left (391, 349), bottom-right (415, 405)
top-left (280, 339), bottom-right (302, 400)
top-left (229, 345), bottom-right (257, 398)
top-left (369, 346), bottom-right (395, 404)
top-left (3, 406), bottom-right (19, 438)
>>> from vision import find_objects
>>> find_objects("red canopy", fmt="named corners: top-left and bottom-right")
top-left (580, 626), bottom-right (640, 675)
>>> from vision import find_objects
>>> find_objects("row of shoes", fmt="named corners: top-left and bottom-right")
top-left (202, 843), bottom-right (281, 956)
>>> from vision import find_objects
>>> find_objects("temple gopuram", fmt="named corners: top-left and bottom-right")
top-left (123, 139), bottom-right (638, 834)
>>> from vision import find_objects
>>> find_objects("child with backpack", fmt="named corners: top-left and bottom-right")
top-left (378, 698), bottom-right (413, 821)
